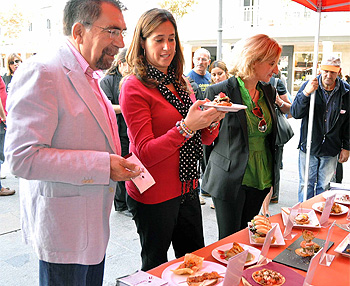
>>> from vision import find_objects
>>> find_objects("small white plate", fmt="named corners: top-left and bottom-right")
top-left (281, 208), bottom-right (321, 228)
top-left (212, 242), bottom-right (261, 266)
top-left (161, 260), bottom-right (226, 286)
top-left (202, 102), bottom-right (247, 112)
top-left (312, 202), bottom-right (349, 216)
top-left (322, 190), bottom-right (350, 205)
top-left (334, 233), bottom-right (350, 257)
top-left (248, 222), bottom-right (285, 246)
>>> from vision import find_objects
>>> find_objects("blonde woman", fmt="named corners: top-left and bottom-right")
top-left (202, 34), bottom-right (281, 239)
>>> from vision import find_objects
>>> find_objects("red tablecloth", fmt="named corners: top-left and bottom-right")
top-left (148, 194), bottom-right (350, 285)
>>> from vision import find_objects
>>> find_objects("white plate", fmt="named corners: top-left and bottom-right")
top-left (322, 190), bottom-right (350, 205)
top-left (281, 208), bottom-right (321, 228)
top-left (202, 102), bottom-right (247, 112)
top-left (334, 233), bottom-right (350, 257)
top-left (248, 222), bottom-right (285, 246)
top-left (312, 202), bottom-right (349, 215)
top-left (212, 242), bottom-right (260, 266)
top-left (161, 260), bottom-right (226, 286)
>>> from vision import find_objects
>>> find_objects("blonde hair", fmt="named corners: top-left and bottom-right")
top-left (230, 34), bottom-right (282, 79)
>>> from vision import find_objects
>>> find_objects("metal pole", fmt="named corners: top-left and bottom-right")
top-left (303, 8), bottom-right (322, 202)
top-left (217, 0), bottom-right (223, 60)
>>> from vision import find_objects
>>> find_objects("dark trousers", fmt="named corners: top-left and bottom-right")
top-left (272, 145), bottom-right (284, 200)
top-left (114, 136), bottom-right (129, 211)
top-left (212, 186), bottom-right (270, 240)
top-left (127, 191), bottom-right (204, 271)
top-left (39, 257), bottom-right (105, 286)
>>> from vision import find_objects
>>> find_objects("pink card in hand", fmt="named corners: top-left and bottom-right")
top-left (124, 152), bottom-right (155, 194)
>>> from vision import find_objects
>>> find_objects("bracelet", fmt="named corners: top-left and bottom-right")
top-left (279, 102), bottom-right (284, 108)
top-left (180, 119), bottom-right (195, 136)
top-left (176, 120), bottom-right (195, 139)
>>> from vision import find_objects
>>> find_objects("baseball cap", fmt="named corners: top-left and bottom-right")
top-left (320, 56), bottom-right (341, 73)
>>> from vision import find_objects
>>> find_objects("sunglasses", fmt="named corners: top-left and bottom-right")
top-left (252, 106), bottom-right (267, 132)
top-left (9, 59), bottom-right (21, 65)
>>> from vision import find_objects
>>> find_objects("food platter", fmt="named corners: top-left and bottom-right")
top-left (334, 233), bottom-right (350, 257)
top-left (312, 202), bottom-right (349, 216)
top-left (211, 242), bottom-right (260, 266)
top-left (281, 207), bottom-right (321, 228)
top-left (202, 102), bottom-right (247, 112)
top-left (248, 222), bottom-right (285, 246)
top-left (161, 261), bottom-right (226, 286)
top-left (322, 190), bottom-right (350, 205)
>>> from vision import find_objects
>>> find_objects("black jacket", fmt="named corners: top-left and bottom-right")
top-left (202, 77), bottom-right (277, 201)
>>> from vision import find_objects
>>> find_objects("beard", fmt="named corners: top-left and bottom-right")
top-left (96, 45), bottom-right (119, 70)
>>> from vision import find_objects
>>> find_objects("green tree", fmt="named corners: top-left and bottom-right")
top-left (158, 0), bottom-right (198, 20)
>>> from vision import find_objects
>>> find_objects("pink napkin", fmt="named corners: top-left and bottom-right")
top-left (242, 262), bottom-right (305, 286)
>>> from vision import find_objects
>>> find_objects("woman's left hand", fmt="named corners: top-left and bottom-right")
top-left (184, 99), bottom-right (227, 131)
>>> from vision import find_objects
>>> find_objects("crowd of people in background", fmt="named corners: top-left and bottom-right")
top-left (1, 0), bottom-right (349, 284)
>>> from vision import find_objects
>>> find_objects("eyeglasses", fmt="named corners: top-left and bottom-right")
top-left (9, 59), bottom-right (21, 65)
top-left (87, 23), bottom-right (126, 39)
top-left (252, 106), bottom-right (267, 133)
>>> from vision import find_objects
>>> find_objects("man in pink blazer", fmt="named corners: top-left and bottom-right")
top-left (4, 0), bottom-right (140, 285)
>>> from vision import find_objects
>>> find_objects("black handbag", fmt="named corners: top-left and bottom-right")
top-left (275, 104), bottom-right (294, 146)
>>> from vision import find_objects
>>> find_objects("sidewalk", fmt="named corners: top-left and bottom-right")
top-left (0, 119), bottom-right (348, 285)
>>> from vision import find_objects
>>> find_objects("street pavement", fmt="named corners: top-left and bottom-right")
top-left (0, 118), bottom-right (349, 285)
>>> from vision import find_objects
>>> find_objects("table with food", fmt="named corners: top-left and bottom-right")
top-left (146, 190), bottom-right (350, 286)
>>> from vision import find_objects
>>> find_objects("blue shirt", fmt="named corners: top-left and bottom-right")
top-left (187, 70), bottom-right (211, 93)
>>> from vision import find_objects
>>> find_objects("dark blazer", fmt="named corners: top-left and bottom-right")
top-left (202, 76), bottom-right (278, 201)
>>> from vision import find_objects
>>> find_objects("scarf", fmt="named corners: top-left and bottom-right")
top-left (147, 64), bottom-right (203, 195)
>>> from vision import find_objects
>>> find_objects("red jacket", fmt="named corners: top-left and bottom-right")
top-left (120, 75), bottom-right (218, 204)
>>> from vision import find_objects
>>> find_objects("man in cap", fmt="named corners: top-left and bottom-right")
top-left (291, 56), bottom-right (349, 202)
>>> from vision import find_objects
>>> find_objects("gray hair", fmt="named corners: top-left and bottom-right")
top-left (63, 0), bottom-right (125, 36)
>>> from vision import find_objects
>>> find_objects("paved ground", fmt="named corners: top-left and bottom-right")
top-left (1, 118), bottom-right (349, 285)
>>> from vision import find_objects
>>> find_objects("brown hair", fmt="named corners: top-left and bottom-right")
top-left (209, 60), bottom-right (229, 74)
top-left (126, 8), bottom-right (186, 89)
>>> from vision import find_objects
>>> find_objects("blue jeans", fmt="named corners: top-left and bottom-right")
top-left (39, 257), bottom-right (105, 286)
top-left (298, 150), bottom-right (338, 202)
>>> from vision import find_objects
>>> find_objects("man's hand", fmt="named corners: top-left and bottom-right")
top-left (338, 149), bottom-right (349, 163)
top-left (303, 77), bottom-right (318, 96)
top-left (110, 154), bottom-right (141, 181)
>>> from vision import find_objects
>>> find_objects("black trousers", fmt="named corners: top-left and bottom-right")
top-left (127, 191), bottom-right (205, 271)
top-left (212, 185), bottom-right (270, 240)
top-left (272, 145), bottom-right (284, 200)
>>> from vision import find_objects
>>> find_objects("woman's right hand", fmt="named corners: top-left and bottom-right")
top-left (184, 100), bottom-right (227, 131)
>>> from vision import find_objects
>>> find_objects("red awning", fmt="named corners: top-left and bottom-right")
top-left (293, 0), bottom-right (350, 12)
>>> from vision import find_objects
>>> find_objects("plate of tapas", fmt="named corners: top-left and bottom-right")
top-left (248, 215), bottom-right (285, 246)
top-left (212, 242), bottom-right (260, 266)
top-left (161, 253), bottom-right (226, 286)
top-left (322, 190), bottom-right (350, 205)
top-left (202, 93), bottom-right (247, 112)
top-left (312, 201), bottom-right (349, 215)
top-left (281, 207), bottom-right (321, 228)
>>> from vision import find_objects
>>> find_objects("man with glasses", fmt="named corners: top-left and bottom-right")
top-left (291, 56), bottom-right (349, 202)
top-left (5, 0), bottom-right (140, 285)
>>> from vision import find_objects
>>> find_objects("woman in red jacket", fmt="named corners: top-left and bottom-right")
top-left (120, 8), bottom-right (226, 271)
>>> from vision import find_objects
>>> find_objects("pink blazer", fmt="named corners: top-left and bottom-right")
top-left (5, 43), bottom-right (119, 265)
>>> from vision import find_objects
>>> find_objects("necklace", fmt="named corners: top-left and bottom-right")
top-left (251, 89), bottom-right (258, 102)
